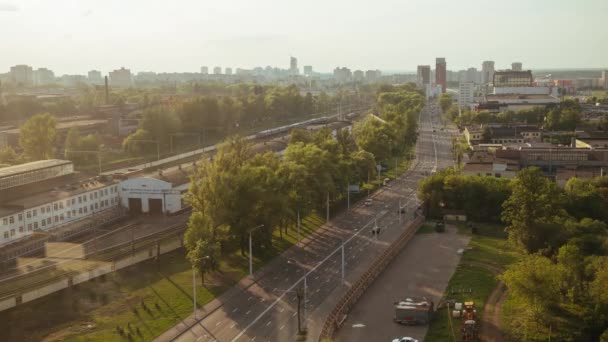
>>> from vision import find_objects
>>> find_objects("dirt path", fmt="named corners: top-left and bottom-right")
top-left (466, 261), bottom-right (507, 342)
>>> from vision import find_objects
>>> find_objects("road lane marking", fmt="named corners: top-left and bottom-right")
top-left (216, 321), bottom-right (222, 326)
top-left (280, 324), bottom-right (285, 330)
top-left (266, 321), bottom-right (271, 327)
top-left (233, 308), bottom-right (238, 313)
top-left (246, 310), bottom-right (251, 315)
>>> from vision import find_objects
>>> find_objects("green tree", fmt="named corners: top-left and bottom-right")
top-left (439, 93), bottom-right (452, 113)
top-left (19, 112), bottom-right (57, 160)
top-left (184, 212), bottom-right (222, 283)
top-left (354, 115), bottom-right (392, 162)
top-left (502, 167), bottom-right (568, 254)
top-left (0, 146), bottom-right (20, 165)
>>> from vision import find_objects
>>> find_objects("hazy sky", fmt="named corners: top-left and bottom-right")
top-left (1, 0), bottom-right (607, 75)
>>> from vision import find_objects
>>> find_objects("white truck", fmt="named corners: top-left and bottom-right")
top-left (393, 297), bottom-right (434, 325)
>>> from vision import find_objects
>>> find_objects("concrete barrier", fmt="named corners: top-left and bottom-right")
top-left (72, 272), bottom-right (91, 285)
top-left (0, 296), bottom-right (16, 311)
top-left (319, 216), bottom-right (425, 340)
top-left (159, 238), bottom-right (182, 255)
top-left (21, 279), bottom-right (69, 304)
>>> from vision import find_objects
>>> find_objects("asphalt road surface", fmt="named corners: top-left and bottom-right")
top-left (155, 99), bottom-right (455, 342)
top-left (334, 225), bottom-right (470, 341)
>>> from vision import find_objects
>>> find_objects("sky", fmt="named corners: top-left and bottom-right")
top-left (1, 0), bottom-right (607, 75)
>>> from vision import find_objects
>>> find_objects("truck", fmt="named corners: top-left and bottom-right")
top-left (459, 301), bottom-right (478, 341)
top-left (393, 297), bottom-right (434, 325)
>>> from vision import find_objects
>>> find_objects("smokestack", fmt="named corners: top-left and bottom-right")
top-left (104, 76), bottom-right (109, 105)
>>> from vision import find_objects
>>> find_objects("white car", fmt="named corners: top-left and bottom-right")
top-left (364, 198), bottom-right (373, 206)
top-left (392, 338), bottom-right (418, 342)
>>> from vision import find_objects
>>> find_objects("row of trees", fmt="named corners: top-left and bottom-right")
top-left (418, 168), bottom-right (608, 339)
top-left (443, 98), bottom-right (583, 131)
top-left (122, 85), bottom-right (369, 156)
top-left (184, 84), bottom-right (424, 282)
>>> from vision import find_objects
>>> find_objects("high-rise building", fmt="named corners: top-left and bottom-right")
top-left (602, 70), bottom-right (608, 89)
top-left (290, 57), bottom-right (298, 75)
top-left (87, 70), bottom-right (102, 85)
top-left (481, 61), bottom-right (495, 84)
top-left (213, 67), bottom-right (221, 75)
top-left (417, 65), bottom-right (431, 86)
top-left (466, 67), bottom-right (478, 84)
top-left (333, 67), bottom-right (352, 83)
top-left (303, 65), bottom-right (313, 76)
top-left (435, 58), bottom-right (447, 93)
top-left (34, 68), bottom-right (55, 85)
top-left (225, 67), bottom-right (233, 75)
top-left (365, 69), bottom-right (381, 82)
top-left (10, 65), bottom-right (34, 86)
top-left (353, 70), bottom-right (365, 82)
top-left (511, 62), bottom-right (523, 71)
top-left (201, 66), bottom-right (208, 75)
top-left (458, 82), bottom-right (475, 108)
top-left (108, 67), bottom-right (132, 87)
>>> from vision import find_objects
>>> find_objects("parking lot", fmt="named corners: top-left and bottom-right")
top-left (334, 225), bottom-right (469, 342)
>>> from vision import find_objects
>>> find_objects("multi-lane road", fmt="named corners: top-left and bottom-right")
top-left (155, 99), bottom-right (455, 342)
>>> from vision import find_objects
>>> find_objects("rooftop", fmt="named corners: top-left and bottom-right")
top-left (486, 94), bottom-right (558, 101)
top-left (0, 160), bottom-right (72, 179)
top-left (3, 120), bottom-right (107, 134)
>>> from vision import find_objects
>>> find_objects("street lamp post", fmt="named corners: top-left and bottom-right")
top-left (192, 255), bottom-right (210, 320)
top-left (248, 224), bottom-right (264, 277)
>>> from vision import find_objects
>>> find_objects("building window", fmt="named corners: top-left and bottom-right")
top-left (78, 196), bottom-right (82, 203)
top-left (79, 208), bottom-right (83, 214)
top-left (54, 203), bottom-right (58, 211)
top-left (3, 232), bottom-right (8, 239)
top-left (94, 192), bottom-right (98, 199)
top-left (2, 218), bottom-right (7, 225)
top-left (89, 194), bottom-right (93, 200)
top-left (95, 203), bottom-right (98, 209)
top-left (19, 227), bottom-right (24, 233)
top-left (90, 204), bottom-right (94, 211)
top-left (10, 229), bottom-right (15, 237)
top-left (84, 207), bottom-right (88, 213)
top-left (72, 209), bottom-right (76, 216)
top-left (54, 216), bottom-right (59, 223)
top-left (60, 214), bottom-right (64, 221)
top-left (18, 214), bottom-right (22, 221)
top-left (72, 198), bottom-right (76, 205)
top-left (9, 216), bottom-right (14, 224)
top-left (59, 202), bottom-right (64, 209)
top-left (27, 224), bottom-right (32, 231)
top-left (42, 220), bottom-right (46, 227)
top-left (67, 212), bottom-right (71, 219)
top-left (46, 205), bottom-right (51, 212)
top-left (26, 211), bottom-right (31, 218)
top-left (34, 222), bottom-right (38, 229)
top-left (46, 218), bottom-right (51, 224)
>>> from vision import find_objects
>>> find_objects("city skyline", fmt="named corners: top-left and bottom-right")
top-left (1, 0), bottom-right (607, 75)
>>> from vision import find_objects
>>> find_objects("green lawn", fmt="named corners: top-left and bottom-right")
top-left (424, 223), bottom-right (522, 342)
top-left (0, 212), bottom-right (324, 342)
top-left (417, 221), bottom-right (437, 234)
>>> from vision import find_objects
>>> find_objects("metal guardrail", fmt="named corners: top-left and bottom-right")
top-left (318, 216), bottom-right (425, 340)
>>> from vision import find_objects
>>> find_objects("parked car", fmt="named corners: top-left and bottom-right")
top-left (365, 198), bottom-right (373, 206)
top-left (391, 338), bottom-right (418, 342)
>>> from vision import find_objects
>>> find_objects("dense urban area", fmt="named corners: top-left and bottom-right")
top-left (2, 3), bottom-right (608, 342)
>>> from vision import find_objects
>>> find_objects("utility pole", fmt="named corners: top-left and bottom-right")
top-left (297, 211), bottom-right (301, 246)
top-left (326, 192), bottom-right (330, 222)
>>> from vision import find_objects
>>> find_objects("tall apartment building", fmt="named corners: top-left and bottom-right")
top-left (458, 82), bottom-right (475, 108)
top-left (365, 70), bottom-right (381, 82)
top-left (466, 67), bottom-right (479, 83)
top-left (482, 61), bottom-right (495, 84)
top-left (225, 67), bottom-right (233, 75)
top-left (108, 67), bottom-right (132, 87)
top-left (34, 68), bottom-right (55, 85)
top-left (435, 58), bottom-right (447, 93)
top-left (201, 66), bottom-right (208, 75)
top-left (417, 65), bottom-right (431, 86)
top-left (303, 65), bottom-right (313, 76)
top-left (87, 70), bottom-right (103, 85)
top-left (511, 62), bottom-right (523, 71)
top-left (213, 66), bottom-right (222, 75)
top-left (290, 57), bottom-right (298, 75)
top-left (10, 65), bottom-right (34, 86)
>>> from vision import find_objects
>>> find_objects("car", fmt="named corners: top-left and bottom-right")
top-left (432, 129), bottom-right (436, 132)
top-left (392, 338), bottom-right (418, 342)
top-left (364, 198), bottom-right (373, 206)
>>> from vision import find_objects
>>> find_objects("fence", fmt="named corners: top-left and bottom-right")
top-left (318, 216), bottom-right (425, 340)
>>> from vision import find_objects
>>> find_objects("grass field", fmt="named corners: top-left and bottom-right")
top-left (0, 212), bottom-right (324, 342)
top-left (424, 223), bottom-right (522, 342)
